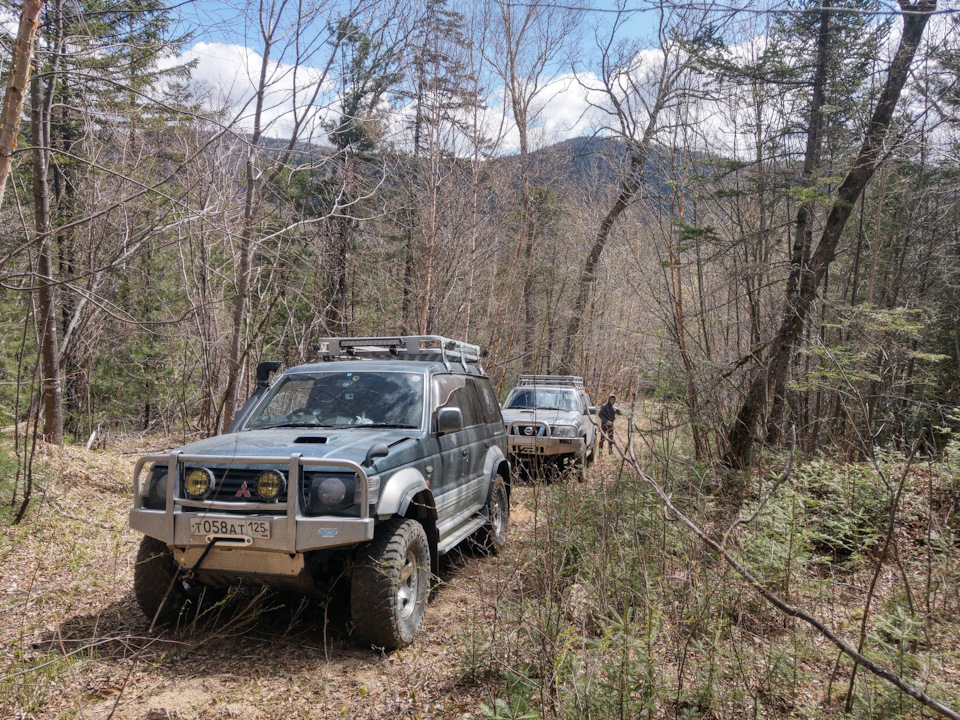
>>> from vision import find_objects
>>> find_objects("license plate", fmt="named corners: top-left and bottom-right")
top-left (518, 436), bottom-right (547, 446)
top-left (189, 517), bottom-right (271, 539)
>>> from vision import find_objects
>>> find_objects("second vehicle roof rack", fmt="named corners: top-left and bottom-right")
top-left (516, 374), bottom-right (584, 389)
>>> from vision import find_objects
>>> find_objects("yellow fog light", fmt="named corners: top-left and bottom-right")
top-left (256, 470), bottom-right (286, 501)
top-left (184, 468), bottom-right (214, 499)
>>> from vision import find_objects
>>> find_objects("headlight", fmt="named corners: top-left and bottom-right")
top-left (551, 425), bottom-right (577, 438)
top-left (307, 474), bottom-right (356, 514)
top-left (318, 476), bottom-right (347, 505)
top-left (184, 467), bottom-right (214, 500)
top-left (145, 466), bottom-right (168, 509)
top-left (255, 470), bottom-right (286, 501)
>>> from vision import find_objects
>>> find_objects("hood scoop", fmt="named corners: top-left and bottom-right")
top-left (294, 436), bottom-right (328, 444)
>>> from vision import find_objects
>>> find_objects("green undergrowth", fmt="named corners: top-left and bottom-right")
top-left (460, 448), bottom-right (960, 719)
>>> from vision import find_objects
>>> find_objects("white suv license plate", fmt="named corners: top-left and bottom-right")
top-left (189, 517), bottom-right (270, 539)
top-left (518, 436), bottom-right (547, 446)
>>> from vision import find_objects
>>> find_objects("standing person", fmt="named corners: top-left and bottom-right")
top-left (598, 394), bottom-right (620, 455)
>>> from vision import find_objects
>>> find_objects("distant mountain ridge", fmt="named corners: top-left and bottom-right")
top-left (526, 135), bottom-right (674, 202)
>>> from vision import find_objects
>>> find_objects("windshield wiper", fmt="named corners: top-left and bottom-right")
top-left (360, 423), bottom-right (418, 429)
top-left (253, 422), bottom-right (334, 429)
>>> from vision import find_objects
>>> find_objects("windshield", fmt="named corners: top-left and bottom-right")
top-left (505, 388), bottom-right (577, 412)
top-left (246, 371), bottom-right (425, 430)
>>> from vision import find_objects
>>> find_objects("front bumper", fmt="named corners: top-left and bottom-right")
top-left (129, 452), bottom-right (375, 554)
top-left (507, 435), bottom-right (585, 457)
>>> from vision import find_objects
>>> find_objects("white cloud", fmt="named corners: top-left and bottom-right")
top-left (531, 73), bottom-right (608, 144)
top-left (170, 4), bottom-right (960, 159)
top-left (176, 37), bottom-right (615, 154)
top-left (173, 41), bottom-right (337, 141)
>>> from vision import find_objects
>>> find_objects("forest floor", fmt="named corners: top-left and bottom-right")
top-left (0, 437), bottom-right (603, 720)
top-left (4, 428), bottom-right (960, 719)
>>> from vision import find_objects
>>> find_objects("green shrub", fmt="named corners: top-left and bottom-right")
top-left (796, 458), bottom-right (889, 563)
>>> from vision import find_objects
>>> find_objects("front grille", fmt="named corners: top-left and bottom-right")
top-left (179, 466), bottom-right (361, 513)
top-left (511, 424), bottom-right (547, 437)
top-left (182, 466), bottom-right (291, 506)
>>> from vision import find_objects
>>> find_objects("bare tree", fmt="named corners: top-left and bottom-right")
top-left (0, 0), bottom-right (45, 207)
top-left (558, 6), bottom-right (700, 374)
top-left (483, 0), bottom-right (579, 369)
top-left (723, 0), bottom-right (938, 467)
top-left (218, 0), bottom-right (389, 430)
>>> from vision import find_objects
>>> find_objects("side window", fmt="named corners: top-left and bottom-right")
top-left (433, 375), bottom-right (459, 413)
top-left (432, 374), bottom-right (479, 428)
top-left (459, 382), bottom-right (482, 427)
top-left (473, 377), bottom-right (503, 424)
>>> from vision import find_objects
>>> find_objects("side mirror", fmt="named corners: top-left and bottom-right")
top-left (588, 406), bottom-right (597, 415)
top-left (256, 361), bottom-right (282, 387)
top-left (437, 407), bottom-right (463, 435)
top-left (363, 442), bottom-right (390, 467)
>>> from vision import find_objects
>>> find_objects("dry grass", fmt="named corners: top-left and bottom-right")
top-left (3, 430), bottom-right (959, 720)
top-left (0, 441), bottom-right (521, 720)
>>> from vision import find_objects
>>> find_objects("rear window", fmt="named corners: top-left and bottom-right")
top-left (472, 378), bottom-right (503, 424)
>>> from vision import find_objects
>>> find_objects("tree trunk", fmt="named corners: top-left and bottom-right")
top-left (0, 0), bottom-right (45, 208)
top-left (558, 138), bottom-right (649, 373)
top-left (219, 149), bottom-right (258, 432)
top-left (31, 64), bottom-right (63, 444)
top-left (722, 0), bottom-right (937, 468)
top-left (765, 5), bottom-right (830, 446)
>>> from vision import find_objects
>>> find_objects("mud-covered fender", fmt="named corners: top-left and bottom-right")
top-left (375, 467), bottom-right (436, 519)
top-left (482, 444), bottom-right (511, 503)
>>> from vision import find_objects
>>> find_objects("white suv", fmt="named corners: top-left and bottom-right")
top-left (501, 375), bottom-right (596, 468)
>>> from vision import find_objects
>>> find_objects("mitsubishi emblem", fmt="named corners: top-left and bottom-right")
top-left (235, 480), bottom-right (252, 498)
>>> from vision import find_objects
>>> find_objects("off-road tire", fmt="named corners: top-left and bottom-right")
top-left (475, 474), bottom-right (509, 555)
top-left (134, 536), bottom-right (188, 625)
top-left (351, 518), bottom-right (430, 649)
top-left (576, 436), bottom-right (590, 481)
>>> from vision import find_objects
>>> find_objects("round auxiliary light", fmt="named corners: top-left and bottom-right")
top-left (256, 470), bottom-right (286, 501)
top-left (184, 467), bottom-right (214, 500)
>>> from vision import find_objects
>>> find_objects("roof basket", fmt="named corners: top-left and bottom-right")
top-left (517, 374), bottom-right (584, 389)
top-left (314, 336), bottom-right (485, 373)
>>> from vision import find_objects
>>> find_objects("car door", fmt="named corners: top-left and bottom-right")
top-left (431, 374), bottom-right (476, 519)
top-left (579, 390), bottom-right (596, 449)
top-left (459, 379), bottom-right (489, 505)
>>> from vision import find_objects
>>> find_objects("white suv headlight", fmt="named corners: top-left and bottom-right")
top-left (551, 424), bottom-right (577, 438)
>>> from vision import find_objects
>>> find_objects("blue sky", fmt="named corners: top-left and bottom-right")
top-left (166, 0), bottom-right (670, 149)
top-left (164, 0), bottom-right (960, 152)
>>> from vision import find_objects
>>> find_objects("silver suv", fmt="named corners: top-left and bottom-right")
top-left (130, 336), bottom-right (510, 649)
top-left (501, 375), bottom-right (596, 468)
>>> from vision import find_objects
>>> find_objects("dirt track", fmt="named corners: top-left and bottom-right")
top-left (0, 444), bottom-right (537, 720)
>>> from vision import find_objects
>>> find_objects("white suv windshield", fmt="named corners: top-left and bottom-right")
top-left (246, 371), bottom-right (425, 429)
top-left (505, 389), bottom-right (577, 412)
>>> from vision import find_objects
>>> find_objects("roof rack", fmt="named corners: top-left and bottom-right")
top-left (314, 336), bottom-right (485, 373)
top-left (516, 374), bottom-right (584, 389)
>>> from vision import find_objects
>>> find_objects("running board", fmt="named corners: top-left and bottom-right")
top-left (437, 514), bottom-right (487, 555)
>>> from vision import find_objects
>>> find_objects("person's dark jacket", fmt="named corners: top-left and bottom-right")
top-left (598, 401), bottom-right (617, 423)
